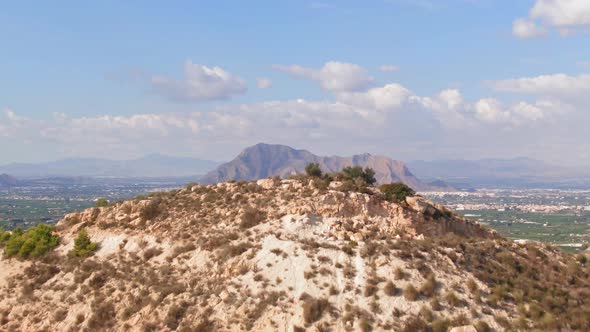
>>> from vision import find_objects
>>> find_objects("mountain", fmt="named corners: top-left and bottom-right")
top-left (1, 177), bottom-right (588, 331)
top-left (406, 158), bottom-right (590, 188)
top-left (407, 157), bottom-right (562, 179)
top-left (0, 174), bottom-right (17, 188)
top-left (0, 154), bottom-right (220, 178)
top-left (201, 143), bottom-right (453, 191)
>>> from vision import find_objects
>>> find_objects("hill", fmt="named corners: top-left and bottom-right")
top-left (0, 174), bottom-right (17, 188)
top-left (0, 154), bottom-right (220, 178)
top-left (1, 177), bottom-right (589, 331)
top-left (201, 143), bottom-right (453, 191)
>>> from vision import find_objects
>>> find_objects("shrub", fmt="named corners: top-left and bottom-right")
top-left (165, 303), bottom-right (187, 330)
top-left (95, 198), bottom-right (109, 207)
top-left (140, 198), bottom-right (162, 221)
top-left (431, 318), bottom-right (451, 332)
top-left (445, 291), bottom-right (460, 307)
top-left (404, 284), bottom-right (419, 301)
top-left (0, 228), bottom-right (9, 245)
top-left (467, 278), bottom-right (479, 295)
top-left (340, 166), bottom-right (377, 185)
top-left (402, 315), bottom-right (428, 332)
top-left (419, 305), bottom-right (434, 322)
top-left (302, 296), bottom-right (330, 325)
top-left (475, 320), bottom-right (491, 332)
top-left (69, 229), bottom-right (98, 258)
top-left (384, 281), bottom-right (397, 296)
top-left (239, 207), bottom-right (266, 229)
top-left (305, 163), bottom-right (323, 177)
top-left (419, 273), bottom-right (437, 298)
top-left (4, 224), bottom-right (59, 258)
top-left (379, 182), bottom-right (415, 203)
top-left (394, 267), bottom-right (406, 280)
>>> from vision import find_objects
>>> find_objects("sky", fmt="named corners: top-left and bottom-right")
top-left (1, 0), bottom-right (590, 165)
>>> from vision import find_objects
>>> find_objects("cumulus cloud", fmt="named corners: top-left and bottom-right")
top-left (149, 60), bottom-right (247, 102)
top-left (336, 84), bottom-right (413, 111)
top-left (257, 78), bottom-right (272, 89)
top-left (272, 61), bottom-right (374, 92)
top-left (491, 73), bottom-right (590, 98)
top-left (380, 64), bottom-right (399, 72)
top-left (513, 0), bottom-right (590, 38)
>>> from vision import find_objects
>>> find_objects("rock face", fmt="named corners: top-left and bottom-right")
top-left (0, 178), bottom-right (588, 331)
top-left (201, 143), bottom-right (455, 191)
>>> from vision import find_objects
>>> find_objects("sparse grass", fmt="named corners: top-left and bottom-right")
top-left (403, 284), bottom-right (419, 301)
top-left (239, 207), bottom-right (266, 229)
top-left (302, 295), bottom-right (331, 325)
top-left (384, 280), bottom-right (397, 296)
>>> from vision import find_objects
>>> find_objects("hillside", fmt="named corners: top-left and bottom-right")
top-left (201, 143), bottom-right (453, 192)
top-left (0, 154), bottom-right (219, 178)
top-left (0, 174), bottom-right (17, 188)
top-left (1, 176), bottom-right (589, 331)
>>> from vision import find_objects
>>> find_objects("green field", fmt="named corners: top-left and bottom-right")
top-left (459, 209), bottom-right (590, 252)
top-left (0, 199), bottom-right (94, 230)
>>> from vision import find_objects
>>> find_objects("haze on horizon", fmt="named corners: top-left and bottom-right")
top-left (1, 0), bottom-right (590, 167)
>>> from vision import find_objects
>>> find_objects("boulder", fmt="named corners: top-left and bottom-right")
top-left (256, 178), bottom-right (275, 190)
top-left (406, 196), bottom-right (437, 215)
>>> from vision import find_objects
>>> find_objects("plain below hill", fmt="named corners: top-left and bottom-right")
top-left (200, 143), bottom-right (455, 192)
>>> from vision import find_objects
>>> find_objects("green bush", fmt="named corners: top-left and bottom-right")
top-left (95, 198), bottom-right (109, 207)
top-left (341, 166), bottom-right (376, 185)
top-left (379, 182), bottom-right (415, 203)
top-left (3, 224), bottom-right (59, 258)
top-left (70, 229), bottom-right (98, 258)
top-left (0, 228), bottom-right (10, 245)
top-left (305, 163), bottom-right (323, 178)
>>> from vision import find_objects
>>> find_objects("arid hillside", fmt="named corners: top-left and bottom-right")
top-left (1, 176), bottom-right (589, 332)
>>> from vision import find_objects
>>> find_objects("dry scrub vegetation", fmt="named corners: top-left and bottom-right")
top-left (0, 173), bottom-right (589, 331)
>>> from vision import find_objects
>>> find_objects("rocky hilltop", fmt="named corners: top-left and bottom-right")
top-left (201, 143), bottom-right (454, 192)
top-left (1, 177), bottom-right (589, 331)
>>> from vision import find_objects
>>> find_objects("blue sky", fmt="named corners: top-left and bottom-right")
top-left (1, 1), bottom-right (590, 165)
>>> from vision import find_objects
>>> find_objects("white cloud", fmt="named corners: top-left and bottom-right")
top-left (149, 60), bottom-right (247, 102)
top-left (380, 64), bottom-right (399, 72)
top-left (512, 18), bottom-right (547, 38)
top-left (336, 84), bottom-right (412, 111)
top-left (531, 0), bottom-right (590, 27)
top-left (491, 73), bottom-right (590, 97)
top-left (272, 61), bottom-right (374, 92)
top-left (257, 78), bottom-right (272, 89)
top-left (474, 99), bottom-right (509, 124)
top-left (513, 0), bottom-right (590, 38)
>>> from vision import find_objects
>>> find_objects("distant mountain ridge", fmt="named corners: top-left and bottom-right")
top-left (0, 154), bottom-right (220, 178)
top-left (407, 157), bottom-right (565, 180)
top-left (201, 143), bottom-right (454, 191)
top-left (0, 174), bottom-right (17, 188)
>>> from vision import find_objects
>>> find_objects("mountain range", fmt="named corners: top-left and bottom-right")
top-left (200, 143), bottom-right (454, 191)
top-left (0, 154), bottom-right (219, 178)
top-left (0, 174), bottom-right (17, 188)
top-left (407, 158), bottom-right (590, 189)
